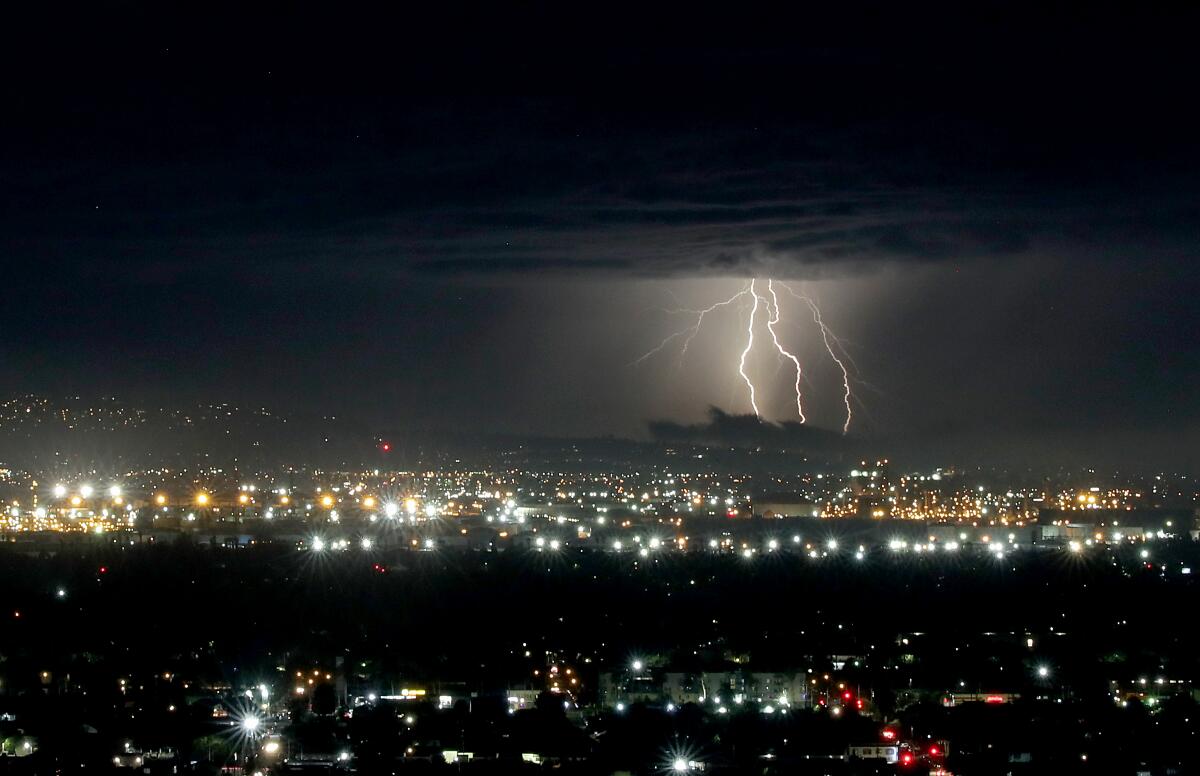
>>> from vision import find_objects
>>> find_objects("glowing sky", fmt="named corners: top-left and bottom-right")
top-left (2, 6), bottom-right (1198, 466)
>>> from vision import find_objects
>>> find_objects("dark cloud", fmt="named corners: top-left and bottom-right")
top-left (0, 7), bottom-right (1198, 459)
top-left (649, 407), bottom-right (850, 454)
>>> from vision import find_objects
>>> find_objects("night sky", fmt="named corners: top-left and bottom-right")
top-left (2, 5), bottom-right (1198, 465)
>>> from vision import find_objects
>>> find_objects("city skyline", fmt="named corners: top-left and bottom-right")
top-left (2, 6), bottom-right (1200, 773)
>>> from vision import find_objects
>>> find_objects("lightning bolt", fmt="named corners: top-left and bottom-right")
top-left (739, 279), bottom-right (762, 417)
top-left (633, 278), bottom-right (860, 433)
top-left (631, 282), bottom-right (751, 366)
top-left (779, 282), bottom-right (854, 434)
top-left (764, 279), bottom-right (806, 423)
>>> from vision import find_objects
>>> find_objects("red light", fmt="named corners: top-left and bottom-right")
top-left (929, 745), bottom-right (940, 756)
top-left (901, 752), bottom-right (914, 765)
top-left (984, 695), bottom-right (1005, 704)
top-left (99, 566), bottom-right (108, 574)
top-left (842, 691), bottom-right (852, 701)
top-left (881, 729), bottom-right (896, 740)
top-left (856, 699), bottom-right (863, 709)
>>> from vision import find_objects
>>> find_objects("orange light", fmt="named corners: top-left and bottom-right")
top-left (321, 495), bottom-right (334, 508)
top-left (196, 493), bottom-right (209, 506)
top-left (155, 494), bottom-right (167, 505)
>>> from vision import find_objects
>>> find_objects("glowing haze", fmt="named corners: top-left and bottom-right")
top-left (635, 278), bottom-right (856, 433)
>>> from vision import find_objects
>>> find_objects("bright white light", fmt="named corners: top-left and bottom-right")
top-left (631, 660), bottom-right (644, 671)
top-left (53, 484), bottom-right (67, 498)
top-left (615, 702), bottom-right (626, 712)
top-left (673, 759), bottom-right (689, 772)
top-left (312, 538), bottom-right (326, 552)
top-left (242, 715), bottom-right (261, 732)
top-left (767, 539), bottom-right (779, 551)
top-left (108, 485), bottom-right (122, 497)
top-left (263, 741), bottom-right (280, 755)
top-left (612, 540), bottom-right (622, 551)
top-left (361, 537), bottom-right (373, 550)
top-left (1139, 549), bottom-right (1149, 559)
top-left (1037, 665), bottom-right (1050, 678)
top-left (383, 502), bottom-right (399, 518)
top-left (826, 539), bottom-right (838, 550)
top-left (1068, 540), bottom-right (1082, 553)
top-left (549, 539), bottom-right (561, 550)
top-left (80, 485), bottom-right (94, 498)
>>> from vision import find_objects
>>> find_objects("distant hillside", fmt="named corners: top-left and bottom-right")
top-left (0, 395), bottom-right (865, 475)
top-left (0, 394), bottom-right (380, 470)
